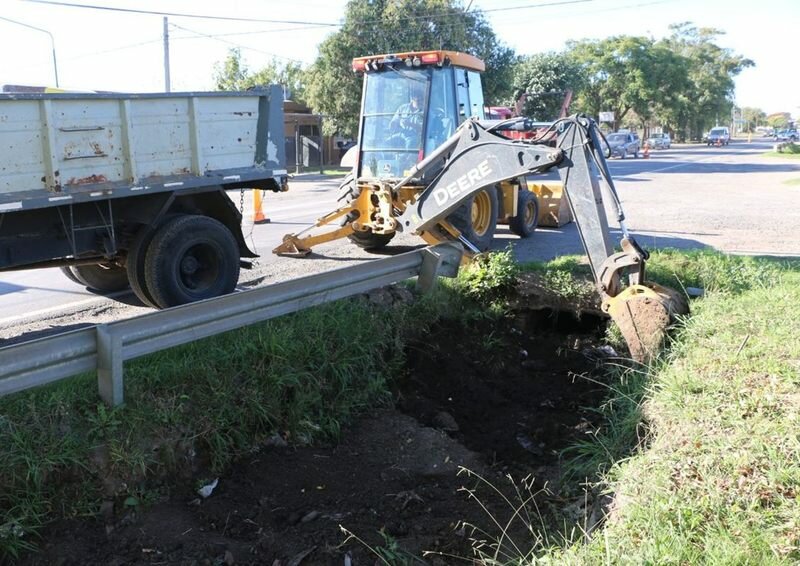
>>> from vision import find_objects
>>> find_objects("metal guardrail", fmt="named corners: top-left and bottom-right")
top-left (0, 243), bottom-right (463, 406)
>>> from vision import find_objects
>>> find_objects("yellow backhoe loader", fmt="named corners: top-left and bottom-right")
top-left (274, 50), bottom-right (688, 360)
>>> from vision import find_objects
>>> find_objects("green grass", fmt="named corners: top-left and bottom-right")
top-left (539, 254), bottom-right (800, 565)
top-left (764, 142), bottom-right (800, 158)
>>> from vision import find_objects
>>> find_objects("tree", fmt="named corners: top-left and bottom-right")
top-left (767, 112), bottom-right (791, 130)
top-left (511, 52), bottom-right (586, 120)
top-left (566, 35), bottom-right (662, 130)
top-left (304, 0), bottom-right (515, 136)
top-left (741, 107), bottom-right (766, 132)
top-left (213, 48), bottom-right (308, 105)
top-left (662, 23), bottom-right (753, 140)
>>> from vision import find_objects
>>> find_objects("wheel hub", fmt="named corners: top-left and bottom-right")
top-left (470, 191), bottom-right (492, 236)
top-left (180, 255), bottom-right (199, 275)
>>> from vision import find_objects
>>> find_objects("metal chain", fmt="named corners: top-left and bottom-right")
top-left (239, 188), bottom-right (245, 214)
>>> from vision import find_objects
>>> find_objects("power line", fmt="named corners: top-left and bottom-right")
top-left (22, 0), bottom-right (594, 30)
top-left (481, 0), bottom-right (593, 14)
top-left (169, 23), bottom-right (305, 64)
top-left (21, 0), bottom-right (339, 26)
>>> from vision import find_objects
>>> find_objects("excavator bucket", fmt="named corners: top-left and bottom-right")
top-left (604, 282), bottom-right (689, 363)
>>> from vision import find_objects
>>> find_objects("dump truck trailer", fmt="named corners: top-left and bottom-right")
top-left (0, 86), bottom-right (287, 309)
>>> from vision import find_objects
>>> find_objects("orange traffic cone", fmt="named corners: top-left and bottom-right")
top-left (253, 189), bottom-right (270, 224)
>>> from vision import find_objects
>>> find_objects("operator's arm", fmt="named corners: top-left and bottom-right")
top-left (389, 103), bottom-right (409, 131)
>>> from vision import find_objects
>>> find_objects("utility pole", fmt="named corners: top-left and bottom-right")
top-left (163, 17), bottom-right (171, 92)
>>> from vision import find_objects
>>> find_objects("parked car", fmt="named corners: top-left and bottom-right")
top-left (645, 132), bottom-right (671, 149)
top-left (705, 127), bottom-right (730, 146)
top-left (605, 132), bottom-right (641, 158)
top-left (774, 130), bottom-right (798, 142)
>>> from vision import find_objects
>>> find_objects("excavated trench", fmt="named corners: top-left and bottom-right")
top-left (21, 296), bottom-right (614, 566)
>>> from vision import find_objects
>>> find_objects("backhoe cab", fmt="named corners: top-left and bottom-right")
top-left (273, 50), bottom-right (688, 360)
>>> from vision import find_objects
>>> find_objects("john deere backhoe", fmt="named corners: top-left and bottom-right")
top-left (274, 50), bottom-right (687, 360)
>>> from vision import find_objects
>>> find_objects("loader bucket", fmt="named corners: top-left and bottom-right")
top-left (604, 282), bottom-right (689, 363)
top-left (527, 181), bottom-right (572, 228)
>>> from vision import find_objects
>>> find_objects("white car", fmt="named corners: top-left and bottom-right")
top-left (645, 132), bottom-right (671, 149)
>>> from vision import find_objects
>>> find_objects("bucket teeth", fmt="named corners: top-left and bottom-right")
top-left (272, 235), bottom-right (312, 257)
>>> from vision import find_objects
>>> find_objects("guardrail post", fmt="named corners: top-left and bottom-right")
top-left (416, 243), bottom-right (463, 292)
top-left (96, 324), bottom-right (124, 406)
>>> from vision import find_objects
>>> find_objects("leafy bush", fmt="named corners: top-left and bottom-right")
top-left (455, 247), bottom-right (520, 301)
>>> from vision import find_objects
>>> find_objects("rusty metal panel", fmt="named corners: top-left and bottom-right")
top-left (0, 90), bottom-right (281, 202)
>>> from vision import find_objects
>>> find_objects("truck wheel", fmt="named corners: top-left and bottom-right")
top-left (71, 263), bottom-right (130, 293)
top-left (144, 215), bottom-right (240, 308)
top-left (126, 225), bottom-right (160, 308)
top-left (60, 266), bottom-right (81, 285)
top-left (447, 187), bottom-right (498, 251)
top-left (509, 190), bottom-right (539, 238)
top-left (338, 175), bottom-right (395, 250)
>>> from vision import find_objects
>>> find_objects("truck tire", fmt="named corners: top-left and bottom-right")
top-left (60, 266), bottom-right (82, 285)
top-left (338, 175), bottom-right (395, 250)
top-left (144, 215), bottom-right (240, 308)
top-left (447, 187), bottom-right (498, 252)
top-left (70, 263), bottom-right (130, 293)
top-left (126, 225), bottom-right (160, 309)
top-left (509, 190), bottom-right (539, 238)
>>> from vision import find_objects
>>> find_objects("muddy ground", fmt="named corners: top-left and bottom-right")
top-left (20, 303), bottom-right (611, 566)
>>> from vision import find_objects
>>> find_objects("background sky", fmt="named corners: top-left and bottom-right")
top-left (0, 0), bottom-right (797, 116)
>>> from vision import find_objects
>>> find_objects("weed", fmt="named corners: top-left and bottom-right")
top-left (541, 269), bottom-right (592, 302)
top-left (85, 402), bottom-right (123, 440)
top-left (422, 468), bottom-right (557, 565)
top-left (339, 526), bottom-right (426, 565)
top-left (456, 247), bottom-right (519, 302)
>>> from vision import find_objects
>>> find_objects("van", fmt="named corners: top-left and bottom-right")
top-left (706, 127), bottom-right (730, 146)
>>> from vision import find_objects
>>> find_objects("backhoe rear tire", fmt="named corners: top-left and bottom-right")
top-left (447, 187), bottom-right (498, 252)
top-left (338, 174), bottom-right (395, 250)
top-left (509, 190), bottom-right (539, 238)
top-left (70, 263), bottom-right (130, 293)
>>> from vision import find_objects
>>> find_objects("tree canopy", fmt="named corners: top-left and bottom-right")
top-left (560, 24), bottom-right (752, 140)
top-left (511, 52), bottom-right (585, 120)
top-left (304, 0), bottom-right (515, 136)
top-left (213, 48), bottom-right (307, 105)
top-left (658, 23), bottom-right (753, 139)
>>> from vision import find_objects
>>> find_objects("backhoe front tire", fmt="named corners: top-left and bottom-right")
top-left (70, 263), bottom-right (130, 293)
top-left (509, 190), bottom-right (539, 238)
top-left (447, 187), bottom-right (498, 252)
top-left (338, 174), bottom-right (395, 250)
top-left (144, 215), bottom-right (240, 308)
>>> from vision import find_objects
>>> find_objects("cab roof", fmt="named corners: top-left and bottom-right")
top-left (352, 50), bottom-right (485, 73)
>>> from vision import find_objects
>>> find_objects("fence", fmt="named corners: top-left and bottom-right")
top-left (0, 244), bottom-right (463, 406)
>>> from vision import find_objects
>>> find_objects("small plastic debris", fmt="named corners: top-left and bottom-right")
top-left (197, 478), bottom-right (219, 499)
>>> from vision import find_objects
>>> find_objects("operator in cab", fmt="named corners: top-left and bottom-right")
top-left (389, 86), bottom-right (424, 148)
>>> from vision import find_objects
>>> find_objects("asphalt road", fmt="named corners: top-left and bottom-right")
top-left (1, 137), bottom-right (798, 335)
